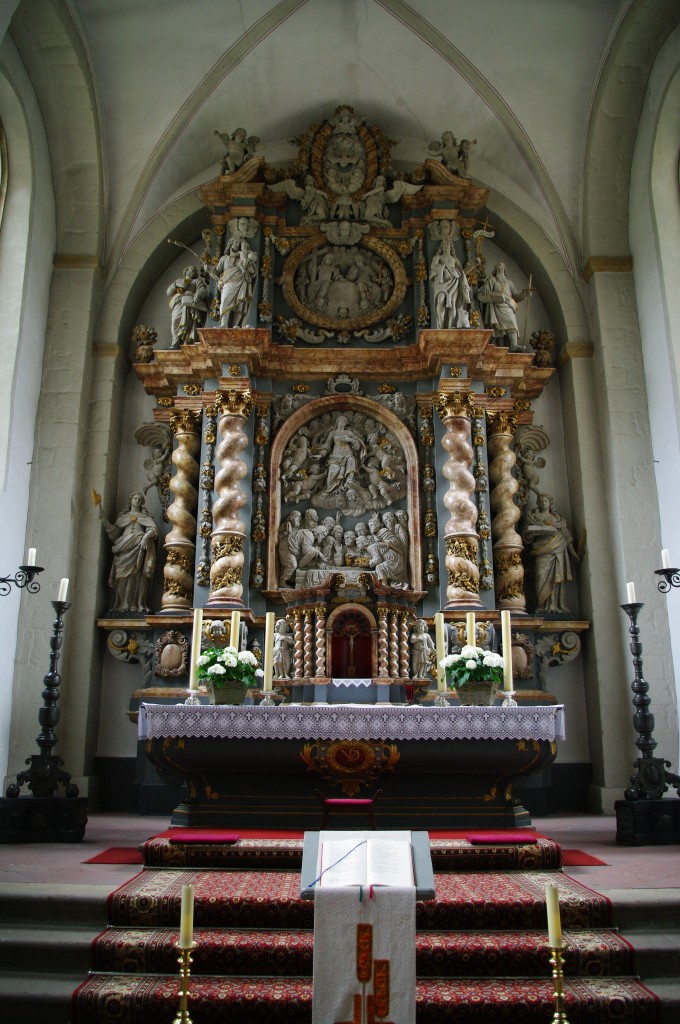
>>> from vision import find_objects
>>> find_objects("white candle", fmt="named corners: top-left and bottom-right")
top-left (500, 609), bottom-right (513, 691)
top-left (626, 582), bottom-right (636, 604)
top-left (179, 883), bottom-right (194, 947)
top-left (263, 611), bottom-right (275, 691)
top-left (27, 548), bottom-right (36, 567)
top-left (466, 612), bottom-right (476, 648)
top-left (230, 609), bottom-right (241, 651)
top-left (661, 549), bottom-right (671, 570)
top-left (189, 608), bottom-right (203, 690)
top-left (58, 578), bottom-right (69, 602)
top-left (546, 883), bottom-right (562, 948)
top-left (435, 612), bottom-right (446, 692)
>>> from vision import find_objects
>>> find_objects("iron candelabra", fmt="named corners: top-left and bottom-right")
top-left (654, 565), bottom-right (680, 593)
top-left (0, 563), bottom-right (44, 597)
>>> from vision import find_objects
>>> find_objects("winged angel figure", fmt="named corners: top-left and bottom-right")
top-left (269, 175), bottom-right (331, 224)
top-left (213, 128), bottom-right (260, 174)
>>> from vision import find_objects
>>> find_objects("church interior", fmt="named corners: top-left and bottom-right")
top-left (0, 1), bottom-right (679, 1021)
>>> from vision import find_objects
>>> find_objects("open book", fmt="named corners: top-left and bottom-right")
top-left (318, 832), bottom-right (414, 888)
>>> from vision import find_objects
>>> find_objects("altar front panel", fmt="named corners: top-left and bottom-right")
top-left (140, 704), bottom-right (563, 829)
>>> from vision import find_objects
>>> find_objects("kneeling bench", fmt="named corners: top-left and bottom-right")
top-left (314, 788), bottom-right (382, 829)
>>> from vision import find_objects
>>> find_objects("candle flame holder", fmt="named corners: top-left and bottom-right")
top-left (433, 690), bottom-right (450, 706)
top-left (654, 566), bottom-right (680, 593)
top-left (501, 690), bottom-right (518, 707)
top-left (184, 692), bottom-right (201, 706)
top-left (172, 941), bottom-right (197, 1024)
top-left (0, 564), bottom-right (44, 597)
top-left (549, 945), bottom-right (570, 1023)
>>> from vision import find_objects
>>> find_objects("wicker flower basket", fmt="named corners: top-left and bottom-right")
top-left (455, 680), bottom-right (498, 706)
top-left (206, 680), bottom-right (247, 706)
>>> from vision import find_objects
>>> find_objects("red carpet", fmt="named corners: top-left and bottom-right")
top-left (83, 847), bottom-right (144, 864)
top-left (562, 849), bottom-right (608, 866)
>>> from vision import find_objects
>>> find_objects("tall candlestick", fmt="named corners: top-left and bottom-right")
top-left (263, 611), bottom-right (275, 691)
top-left (546, 883), bottom-right (562, 948)
top-left (466, 612), bottom-right (476, 647)
top-left (27, 548), bottom-right (37, 567)
top-left (58, 578), bottom-right (69, 602)
top-left (179, 883), bottom-right (194, 948)
top-left (626, 581), bottom-right (636, 604)
top-left (661, 549), bottom-right (671, 569)
top-left (500, 610), bottom-right (513, 691)
top-left (189, 608), bottom-right (203, 690)
top-left (435, 612), bottom-right (446, 691)
top-left (230, 609), bottom-right (241, 651)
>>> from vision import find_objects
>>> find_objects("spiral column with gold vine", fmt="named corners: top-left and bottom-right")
top-left (161, 409), bottom-right (202, 612)
top-left (377, 605), bottom-right (389, 679)
top-left (314, 604), bottom-right (327, 678)
top-left (437, 391), bottom-right (482, 609)
top-left (399, 612), bottom-right (411, 678)
top-left (208, 389), bottom-right (252, 607)
top-left (486, 409), bottom-right (526, 611)
top-left (293, 609), bottom-right (304, 679)
top-left (389, 611), bottom-right (400, 678)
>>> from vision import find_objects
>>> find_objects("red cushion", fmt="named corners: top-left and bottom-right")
top-left (323, 799), bottom-right (374, 807)
top-left (168, 830), bottom-right (240, 844)
top-left (465, 831), bottom-right (538, 845)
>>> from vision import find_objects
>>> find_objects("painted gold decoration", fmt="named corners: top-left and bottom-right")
top-left (216, 388), bottom-right (253, 417)
top-left (161, 411), bottom-right (202, 611)
top-left (450, 367), bottom-right (463, 378)
top-left (157, 397), bottom-right (174, 407)
top-left (300, 739), bottom-right (400, 796)
top-left (486, 410), bottom-right (517, 436)
top-left (155, 630), bottom-right (189, 678)
top-left (487, 416), bottom-right (526, 612)
top-left (182, 384), bottom-right (203, 396)
top-left (437, 391), bottom-right (473, 421)
top-left (293, 382), bottom-right (311, 393)
top-left (208, 398), bottom-right (250, 605)
top-left (132, 324), bottom-right (158, 363)
top-left (446, 537), bottom-right (477, 561)
top-left (487, 387), bottom-right (507, 398)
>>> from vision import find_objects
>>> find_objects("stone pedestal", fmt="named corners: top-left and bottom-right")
top-left (0, 796), bottom-right (88, 843)
top-left (615, 797), bottom-right (680, 846)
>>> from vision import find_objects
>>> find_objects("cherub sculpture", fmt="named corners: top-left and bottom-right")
top-left (213, 127), bottom-right (260, 173)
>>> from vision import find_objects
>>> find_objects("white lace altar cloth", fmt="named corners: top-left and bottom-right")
top-left (139, 703), bottom-right (565, 743)
top-left (332, 678), bottom-right (372, 687)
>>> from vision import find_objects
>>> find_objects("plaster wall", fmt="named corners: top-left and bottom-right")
top-left (629, 27), bottom-right (680, 768)
top-left (0, 37), bottom-right (56, 788)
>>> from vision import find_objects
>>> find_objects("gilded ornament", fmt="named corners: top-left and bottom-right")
top-left (446, 537), bottom-right (477, 561)
top-left (486, 410), bottom-right (517, 435)
top-left (469, 309), bottom-right (481, 327)
top-left (449, 367), bottom-right (463, 378)
top-left (163, 579), bottom-right (189, 598)
top-left (437, 391), bottom-right (473, 421)
top-left (293, 383), bottom-right (311, 393)
top-left (216, 388), bottom-right (253, 418)
top-left (170, 409), bottom-right (202, 435)
top-left (182, 384), bottom-right (203, 396)
top-left (417, 304), bottom-right (430, 327)
top-left (473, 432), bottom-right (485, 448)
top-left (494, 550), bottom-right (523, 572)
top-left (166, 549), bottom-right (194, 572)
top-left (487, 387), bottom-right (507, 398)
top-left (132, 324), bottom-right (158, 363)
top-left (212, 535), bottom-right (245, 559)
top-left (210, 568), bottom-right (242, 591)
top-left (227, 365), bottom-right (242, 377)
top-left (514, 400), bottom-right (531, 412)
top-left (446, 569), bottom-right (480, 594)
top-left (157, 397), bottom-right (174, 407)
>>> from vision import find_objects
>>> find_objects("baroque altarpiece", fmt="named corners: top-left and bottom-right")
top-left (100, 109), bottom-right (587, 806)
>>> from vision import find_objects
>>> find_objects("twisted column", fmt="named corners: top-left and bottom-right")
top-left (208, 389), bottom-right (252, 606)
top-left (437, 392), bottom-right (481, 608)
top-left (487, 410), bottom-right (526, 611)
top-left (389, 611), bottom-right (400, 678)
top-left (161, 409), bottom-right (202, 612)
top-left (314, 604), bottom-right (327, 678)
top-left (377, 605), bottom-right (389, 678)
top-left (303, 608), bottom-right (314, 678)
top-left (293, 610), bottom-right (304, 679)
top-left (399, 612), bottom-right (411, 678)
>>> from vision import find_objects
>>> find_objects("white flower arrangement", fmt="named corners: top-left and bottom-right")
top-left (196, 644), bottom-right (262, 688)
top-left (439, 645), bottom-right (505, 689)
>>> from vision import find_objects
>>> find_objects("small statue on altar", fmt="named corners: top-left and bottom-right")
top-left (410, 619), bottom-right (436, 679)
top-left (272, 618), bottom-right (294, 679)
top-left (213, 127), bottom-right (260, 173)
top-left (429, 238), bottom-right (471, 329)
top-left (477, 262), bottom-right (533, 351)
top-left (167, 265), bottom-right (209, 348)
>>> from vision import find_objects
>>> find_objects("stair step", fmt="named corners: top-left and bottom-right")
top-left (71, 973), bottom-right (662, 1023)
top-left (91, 926), bottom-right (634, 977)
top-left (0, 971), bottom-right (83, 1024)
top-left (0, 926), bottom-right (96, 974)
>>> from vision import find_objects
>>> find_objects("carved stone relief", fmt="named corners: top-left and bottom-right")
top-left (154, 630), bottom-right (189, 677)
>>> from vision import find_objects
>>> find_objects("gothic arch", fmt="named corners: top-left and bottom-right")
top-left (267, 394), bottom-right (422, 592)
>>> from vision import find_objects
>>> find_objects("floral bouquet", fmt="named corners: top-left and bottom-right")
top-left (196, 646), bottom-right (263, 689)
top-left (440, 645), bottom-right (505, 690)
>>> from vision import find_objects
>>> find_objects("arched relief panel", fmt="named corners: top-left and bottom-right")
top-left (267, 394), bottom-right (422, 592)
top-left (325, 603), bottom-right (378, 680)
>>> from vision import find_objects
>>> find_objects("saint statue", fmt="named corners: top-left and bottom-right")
top-left (99, 491), bottom-right (158, 614)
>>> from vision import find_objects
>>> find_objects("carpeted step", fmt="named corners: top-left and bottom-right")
top-left (91, 925), bottom-right (634, 978)
top-left (108, 869), bottom-right (611, 931)
top-left (140, 834), bottom-right (562, 872)
top-left (71, 972), bottom-right (660, 1023)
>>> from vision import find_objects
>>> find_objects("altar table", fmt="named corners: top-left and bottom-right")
top-left (139, 703), bottom-right (564, 829)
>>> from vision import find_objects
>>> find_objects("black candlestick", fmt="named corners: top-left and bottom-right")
top-left (619, 602), bottom-right (680, 801)
top-left (0, 564), bottom-right (44, 597)
top-left (654, 567), bottom-right (680, 593)
top-left (5, 600), bottom-right (79, 799)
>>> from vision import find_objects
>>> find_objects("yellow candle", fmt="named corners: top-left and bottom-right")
top-left (179, 883), bottom-right (194, 947)
top-left (189, 608), bottom-right (203, 690)
top-left (230, 609), bottom-right (241, 650)
top-left (466, 612), bottom-right (476, 648)
top-left (263, 611), bottom-right (275, 691)
top-left (626, 581), bottom-right (636, 603)
top-left (546, 883), bottom-right (562, 948)
top-left (435, 612), bottom-right (446, 691)
top-left (500, 610), bottom-right (513, 691)
top-left (58, 578), bottom-right (69, 602)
